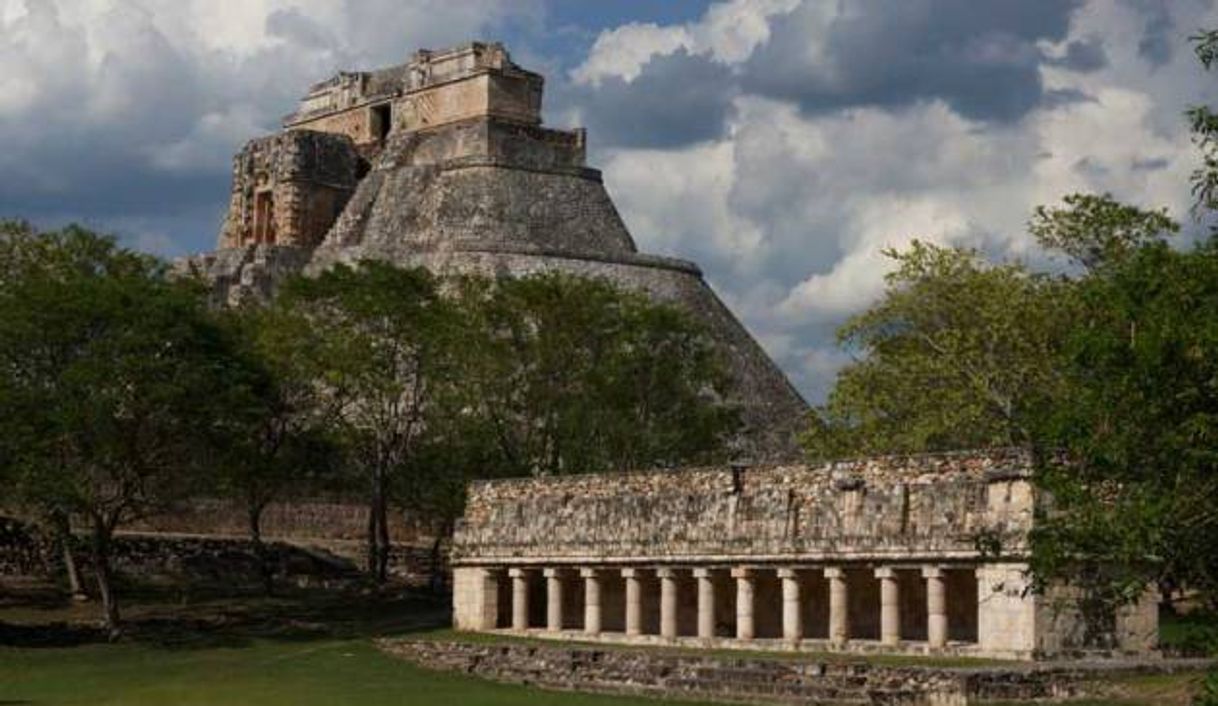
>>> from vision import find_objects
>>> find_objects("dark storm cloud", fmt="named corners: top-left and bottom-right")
top-left (1042, 87), bottom-right (1096, 109)
top-left (1132, 156), bottom-right (1170, 172)
top-left (1122, 0), bottom-right (1177, 68)
top-left (561, 50), bottom-right (736, 149)
top-left (1048, 37), bottom-right (1109, 72)
top-left (739, 0), bottom-right (1083, 122)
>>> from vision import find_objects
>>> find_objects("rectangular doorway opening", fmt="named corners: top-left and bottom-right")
top-left (372, 103), bottom-right (392, 142)
top-left (253, 191), bottom-right (275, 245)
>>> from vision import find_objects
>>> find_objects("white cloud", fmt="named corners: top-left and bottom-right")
top-left (569, 0), bottom-right (800, 85)
top-left (583, 0), bottom-right (1218, 401)
top-left (570, 22), bottom-right (692, 85)
top-left (602, 140), bottom-right (766, 269)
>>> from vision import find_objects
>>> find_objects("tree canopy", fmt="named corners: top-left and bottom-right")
top-left (0, 221), bottom-right (265, 636)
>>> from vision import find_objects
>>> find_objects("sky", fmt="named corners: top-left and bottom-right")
top-left (1, 0), bottom-right (1216, 402)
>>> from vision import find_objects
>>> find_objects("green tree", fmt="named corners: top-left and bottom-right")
top-left (212, 304), bottom-right (341, 594)
top-left (802, 240), bottom-right (1075, 461)
top-left (278, 262), bottom-right (462, 584)
top-left (0, 222), bottom-right (260, 637)
top-left (1032, 237), bottom-right (1218, 615)
top-left (455, 272), bottom-right (738, 477)
top-left (1030, 193), bottom-right (1178, 271)
top-left (1188, 29), bottom-right (1218, 225)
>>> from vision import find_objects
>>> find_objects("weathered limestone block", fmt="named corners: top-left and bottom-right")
top-left (219, 131), bottom-right (361, 250)
top-left (452, 451), bottom-right (1033, 564)
top-left (453, 566), bottom-right (498, 630)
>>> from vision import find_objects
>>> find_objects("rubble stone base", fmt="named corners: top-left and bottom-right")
top-left (379, 638), bottom-right (1211, 705)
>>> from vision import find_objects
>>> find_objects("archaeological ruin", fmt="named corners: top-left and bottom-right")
top-left (174, 40), bottom-right (1162, 664)
top-left (179, 41), bottom-right (808, 460)
top-left (450, 450), bottom-right (1159, 660)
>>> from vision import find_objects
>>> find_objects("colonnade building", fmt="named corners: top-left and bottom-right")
top-left (450, 451), bottom-right (1158, 660)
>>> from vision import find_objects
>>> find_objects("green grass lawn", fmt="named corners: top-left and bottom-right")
top-left (0, 581), bottom-right (716, 706)
top-left (0, 637), bottom-right (706, 706)
top-left (0, 580), bottom-right (1211, 706)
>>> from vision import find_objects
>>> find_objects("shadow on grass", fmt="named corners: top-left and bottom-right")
top-left (0, 579), bottom-right (451, 652)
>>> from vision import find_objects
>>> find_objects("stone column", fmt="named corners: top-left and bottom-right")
top-left (582, 568), bottom-right (602, 635)
top-left (657, 567), bottom-right (678, 639)
top-left (622, 568), bottom-right (643, 636)
top-left (731, 567), bottom-right (755, 640)
top-left (825, 567), bottom-right (848, 646)
top-left (876, 567), bottom-right (900, 646)
top-left (544, 568), bottom-right (564, 632)
top-left (509, 567), bottom-right (529, 631)
top-left (778, 568), bottom-right (803, 642)
top-left (693, 568), bottom-right (716, 639)
top-left (477, 568), bottom-right (500, 630)
top-left (924, 566), bottom-right (948, 649)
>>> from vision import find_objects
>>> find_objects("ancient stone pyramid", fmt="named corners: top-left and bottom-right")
top-left (180, 42), bottom-right (808, 460)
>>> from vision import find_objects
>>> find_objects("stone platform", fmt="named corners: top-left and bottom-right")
top-left (450, 451), bottom-right (1161, 661)
top-left (380, 638), bottom-right (1211, 705)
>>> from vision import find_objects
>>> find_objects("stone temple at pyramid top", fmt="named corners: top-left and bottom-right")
top-left (282, 42), bottom-right (556, 152)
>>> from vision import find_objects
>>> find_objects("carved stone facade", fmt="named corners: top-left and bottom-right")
top-left (178, 41), bottom-right (809, 460)
top-left (449, 450), bottom-right (1159, 661)
top-left (218, 131), bottom-right (361, 250)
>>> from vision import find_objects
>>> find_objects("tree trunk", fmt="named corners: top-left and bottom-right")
top-left (50, 511), bottom-right (87, 601)
top-left (63, 541), bottom-right (86, 601)
top-left (248, 503), bottom-right (274, 596)
top-left (374, 482), bottom-right (390, 584)
top-left (90, 517), bottom-right (120, 641)
top-left (428, 519), bottom-right (452, 595)
top-left (365, 458), bottom-right (397, 585)
top-left (366, 479), bottom-right (377, 579)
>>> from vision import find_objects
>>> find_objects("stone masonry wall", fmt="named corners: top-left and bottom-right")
top-left (125, 497), bottom-right (434, 544)
top-left (219, 130), bottom-right (361, 249)
top-left (176, 244), bottom-right (312, 307)
top-left (452, 450), bottom-right (1034, 565)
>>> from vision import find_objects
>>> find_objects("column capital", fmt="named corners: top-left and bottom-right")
top-left (692, 567), bottom-right (714, 579)
top-left (875, 567), bottom-right (897, 579)
top-left (824, 567), bottom-right (845, 579)
top-left (922, 566), bottom-right (946, 579)
top-left (621, 567), bottom-right (643, 579)
top-left (730, 566), bottom-right (756, 579)
top-left (655, 567), bottom-right (678, 579)
top-left (543, 567), bottom-right (565, 578)
top-left (580, 567), bottom-right (601, 579)
top-left (508, 567), bottom-right (529, 578)
top-left (777, 567), bottom-right (800, 579)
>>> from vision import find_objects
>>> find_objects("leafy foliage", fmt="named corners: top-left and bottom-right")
top-left (455, 272), bottom-right (737, 477)
top-left (0, 221), bottom-right (262, 635)
top-left (1029, 193), bottom-right (1178, 270)
top-left (277, 262), bottom-right (459, 583)
top-left (803, 241), bottom-right (1074, 461)
top-left (211, 303), bottom-right (343, 591)
top-left (1031, 240), bottom-right (1218, 610)
top-left (1197, 670), bottom-right (1218, 706)
top-left (1190, 30), bottom-right (1218, 225)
